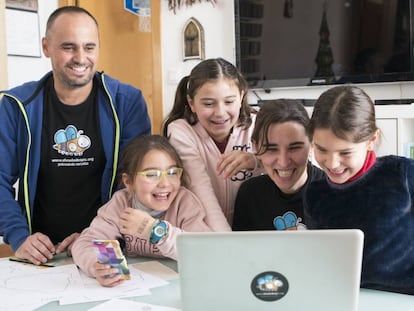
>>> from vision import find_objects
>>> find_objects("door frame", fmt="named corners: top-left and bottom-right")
top-left (0, 0), bottom-right (8, 90)
top-left (58, 0), bottom-right (163, 133)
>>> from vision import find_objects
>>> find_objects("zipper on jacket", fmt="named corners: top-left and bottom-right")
top-left (100, 73), bottom-right (121, 199)
top-left (3, 93), bottom-right (33, 233)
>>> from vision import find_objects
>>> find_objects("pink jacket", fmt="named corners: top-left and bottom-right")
top-left (72, 187), bottom-right (211, 277)
top-left (167, 116), bottom-right (263, 230)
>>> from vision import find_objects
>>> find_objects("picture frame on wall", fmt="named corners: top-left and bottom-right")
top-left (183, 17), bottom-right (205, 61)
top-left (5, 8), bottom-right (41, 57)
top-left (6, 0), bottom-right (38, 12)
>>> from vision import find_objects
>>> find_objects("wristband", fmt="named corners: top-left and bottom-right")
top-left (150, 220), bottom-right (168, 244)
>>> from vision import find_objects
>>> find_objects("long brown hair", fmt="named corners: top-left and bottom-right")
top-left (309, 85), bottom-right (378, 143)
top-left (162, 58), bottom-right (254, 136)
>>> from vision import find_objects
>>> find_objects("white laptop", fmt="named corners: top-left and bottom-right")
top-left (177, 229), bottom-right (364, 311)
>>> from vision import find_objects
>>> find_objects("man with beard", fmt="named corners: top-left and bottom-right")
top-left (0, 6), bottom-right (151, 265)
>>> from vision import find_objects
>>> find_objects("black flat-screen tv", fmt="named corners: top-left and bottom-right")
top-left (235, 0), bottom-right (414, 89)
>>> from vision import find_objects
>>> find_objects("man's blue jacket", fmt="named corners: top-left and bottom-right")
top-left (0, 71), bottom-right (151, 250)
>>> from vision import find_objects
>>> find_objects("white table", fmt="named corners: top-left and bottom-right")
top-left (34, 257), bottom-right (413, 311)
top-left (358, 287), bottom-right (414, 310)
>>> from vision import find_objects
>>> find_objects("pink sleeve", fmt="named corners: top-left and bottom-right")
top-left (167, 121), bottom-right (231, 231)
top-left (72, 193), bottom-right (126, 277)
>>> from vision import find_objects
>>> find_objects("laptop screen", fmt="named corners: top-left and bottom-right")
top-left (177, 230), bottom-right (364, 311)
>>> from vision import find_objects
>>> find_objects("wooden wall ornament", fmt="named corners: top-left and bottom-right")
top-left (183, 17), bottom-right (205, 61)
top-left (168, 0), bottom-right (216, 14)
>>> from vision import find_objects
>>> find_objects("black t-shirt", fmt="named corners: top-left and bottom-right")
top-left (232, 163), bottom-right (325, 231)
top-left (33, 77), bottom-right (106, 244)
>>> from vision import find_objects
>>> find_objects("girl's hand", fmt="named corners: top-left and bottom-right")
top-left (119, 208), bottom-right (156, 239)
top-left (216, 150), bottom-right (257, 178)
top-left (93, 261), bottom-right (124, 287)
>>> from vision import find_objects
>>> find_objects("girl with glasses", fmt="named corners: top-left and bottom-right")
top-left (72, 135), bottom-right (211, 287)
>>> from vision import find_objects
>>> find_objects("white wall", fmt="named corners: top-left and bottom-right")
top-left (6, 0), bottom-right (236, 120)
top-left (5, 1), bottom-right (414, 107)
top-left (160, 0), bottom-right (236, 118)
top-left (6, 1), bottom-right (57, 88)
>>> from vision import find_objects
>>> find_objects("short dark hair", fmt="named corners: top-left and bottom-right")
top-left (46, 6), bottom-right (98, 36)
top-left (253, 99), bottom-right (309, 155)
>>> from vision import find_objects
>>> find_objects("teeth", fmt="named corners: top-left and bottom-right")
top-left (278, 169), bottom-right (293, 177)
top-left (154, 193), bottom-right (169, 198)
top-left (212, 120), bottom-right (227, 124)
top-left (72, 66), bottom-right (86, 72)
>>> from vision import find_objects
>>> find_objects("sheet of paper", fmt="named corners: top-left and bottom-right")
top-left (87, 298), bottom-right (181, 311)
top-left (0, 258), bottom-right (84, 311)
top-left (59, 273), bottom-right (151, 305)
top-left (0, 258), bottom-right (172, 309)
top-left (128, 266), bottom-right (170, 289)
top-left (131, 261), bottom-right (179, 281)
top-left (59, 265), bottom-right (169, 305)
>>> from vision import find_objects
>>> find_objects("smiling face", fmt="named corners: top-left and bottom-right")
top-left (42, 12), bottom-right (99, 93)
top-left (312, 128), bottom-right (376, 184)
top-left (257, 122), bottom-right (311, 194)
top-left (124, 149), bottom-right (181, 212)
top-left (188, 78), bottom-right (243, 142)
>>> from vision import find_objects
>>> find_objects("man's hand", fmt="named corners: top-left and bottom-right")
top-left (55, 232), bottom-right (80, 256)
top-left (14, 232), bottom-right (55, 265)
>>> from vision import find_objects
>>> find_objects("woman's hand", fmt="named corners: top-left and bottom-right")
top-left (55, 232), bottom-right (80, 256)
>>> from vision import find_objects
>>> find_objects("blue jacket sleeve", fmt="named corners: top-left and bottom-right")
top-left (0, 95), bottom-right (30, 250)
top-left (116, 84), bottom-right (151, 149)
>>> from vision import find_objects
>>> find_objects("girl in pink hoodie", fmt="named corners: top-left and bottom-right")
top-left (72, 135), bottom-right (211, 287)
top-left (163, 58), bottom-right (263, 230)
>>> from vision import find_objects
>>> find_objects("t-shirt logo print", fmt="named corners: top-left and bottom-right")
top-left (230, 143), bottom-right (254, 182)
top-left (53, 125), bottom-right (91, 156)
top-left (273, 211), bottom-right (306, 230)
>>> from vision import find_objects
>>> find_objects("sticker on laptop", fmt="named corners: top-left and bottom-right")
top-left (250, 271), bottom-right (289, 301)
